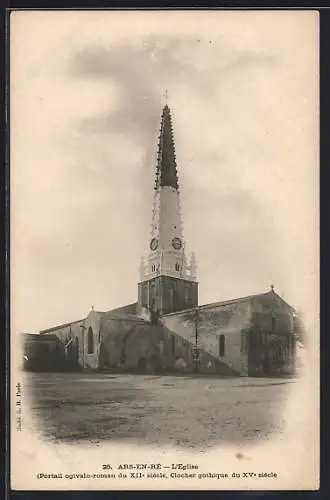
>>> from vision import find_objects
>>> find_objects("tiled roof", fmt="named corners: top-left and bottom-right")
top-left (103, 302), bottom-right (138, 316)
top-left (37, 291), bottom-right (295, 335)
top-left (163, 290), bottom-right (294, 317)
top-left (21, 333), bottom-right (41, 339)
top-left (23, 333), bottom-right (61, 342)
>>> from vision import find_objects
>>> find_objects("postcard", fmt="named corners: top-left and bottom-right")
top-left (10, 9), bottom-right (319, 491)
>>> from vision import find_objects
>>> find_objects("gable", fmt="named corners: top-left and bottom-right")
top-left (251, 292), bottom-right (295, 315)
top-left (104, 303), bottom-right (138, 317)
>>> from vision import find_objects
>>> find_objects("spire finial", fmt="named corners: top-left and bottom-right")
top-left (270, 284), bottom-right (274, 292)
top-left (164, 89), bottom-right (168, 106)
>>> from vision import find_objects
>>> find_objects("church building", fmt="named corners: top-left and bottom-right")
top-left (36, 102), bottom-right (297, 377)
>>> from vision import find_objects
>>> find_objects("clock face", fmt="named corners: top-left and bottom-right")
top-left (150, 238), bottom-right (159, 251)
top-left (172, 237), bottom-right (182, 250)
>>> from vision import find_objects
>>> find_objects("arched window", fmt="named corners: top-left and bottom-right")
top-left (175, 263), bottom-right (180, 272)
top-left (219, 334), bottom-right (225, 357)
top-left (87, 327), bottom-right (94, 354)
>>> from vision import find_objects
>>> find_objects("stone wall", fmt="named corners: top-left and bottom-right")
top-left (138, 275), bottom-right (198, 316)
top-left (161, 300), bottom-right (252, 376)
top-left (39, 310), bottom-right (102, 370)
top-left (22, 335), bottom-right (66, 371)
top-left (98, 314), bottom-right (239, 375)
top-left (99, 317), bottom-right (144, 369)
top-left (40, 320), bottom-right (84, 369)
top-left (251, 293), bottom-right (294, 332)
top-left (36, 293), bottom-right (296, 376)
top-left (99, 316), bottom-right (175, 372)
top-left (249, 293), bottom-right (296, 375)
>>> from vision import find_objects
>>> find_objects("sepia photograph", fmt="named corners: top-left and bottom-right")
top-left (10, 10), bottom-right (319, 491)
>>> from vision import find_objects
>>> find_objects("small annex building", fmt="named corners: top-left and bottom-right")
top-left (22, 333), bottom-right (66, 372)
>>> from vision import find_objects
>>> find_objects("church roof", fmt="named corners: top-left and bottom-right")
top-left (40, 318), bottom-right (84, 334)
top-left (163, 290), bottom-right (295, 317)
top-left (198, 291), bottom-right (275, 310)
top-left (38, 291), bottom-right (295, 336)
top-left (103, 302), bottom-right (138, 316)
top-left (98, 303), bottom-right (142, 330)
top-left (22, 333), bottom-right (61, 343)
top-left (155, 104), bottom-right (179, 190)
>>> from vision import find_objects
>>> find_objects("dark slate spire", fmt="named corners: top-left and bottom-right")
top-left (155, 104), bottom-right (179, 190)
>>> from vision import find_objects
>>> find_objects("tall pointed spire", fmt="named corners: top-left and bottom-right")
top-left (137, 99), bottom-right (198, 317)
top-left (155, 104), bottom-right (179, 190)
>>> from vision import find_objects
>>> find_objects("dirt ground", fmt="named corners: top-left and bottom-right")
top-left (23, 372), bottom-right (296, 449)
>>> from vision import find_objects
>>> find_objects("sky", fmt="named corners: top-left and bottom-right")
top-left (11, 11), bottom-right (319, 334)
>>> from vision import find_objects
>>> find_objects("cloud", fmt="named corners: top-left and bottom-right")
top-left (64, 36), bottom-right (279, 239)
top-left (68, 35), bottom-right (277, 139)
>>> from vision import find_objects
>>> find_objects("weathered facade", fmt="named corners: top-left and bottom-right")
top-left (36, 103), bottom-right (298, 377)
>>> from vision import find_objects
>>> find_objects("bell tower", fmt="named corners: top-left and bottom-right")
top-left (137, 100), bottom-right (198, 317)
